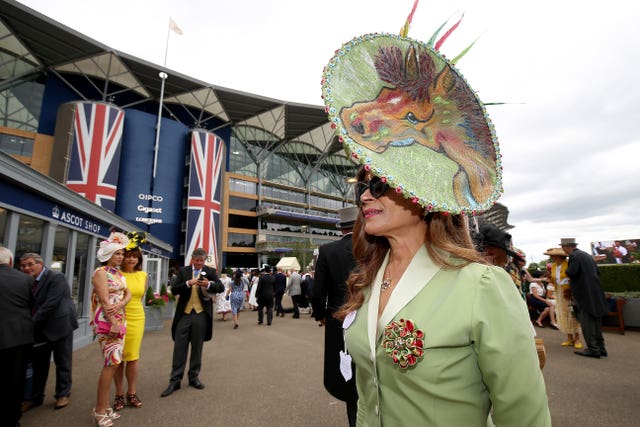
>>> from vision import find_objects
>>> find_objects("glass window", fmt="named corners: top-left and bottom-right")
top-left (229, 178), bottom-right (257, 195)
top-left (228, 196), bottom-right (257, 211)
top-left (52, 226), bottom-right (70, 273)
top-left (227, 233), bottom-right (256, 248)
top-left (228, 137), bottom-right (257, 177)
top-left (0, 80), bottom-right (44, 131)
top-left (262, 185), bottom-right (306, 204)
top-left (0, 207), bottom-right (6, 244)
top-left (228, 214), bottom-right (257, 229)
top-left (15, 215), bottom-right (44, 258)
top-left (0, 134), bottom-right (34, 156)
top-left (73, 233), bottom-right (90, 316)
top-left (146, 258), bottom-right (159, 292)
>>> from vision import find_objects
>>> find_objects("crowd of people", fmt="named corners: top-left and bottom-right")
top-left (1, 246), bottom-right (78, 427)
top-left (0, 208), bottom-right (616, 427)
top-left (0, 3), bottom-right (620, 426)
top-left (474, 224), bottom-right (610, 360)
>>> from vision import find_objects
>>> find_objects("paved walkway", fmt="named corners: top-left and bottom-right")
top-left (21, 306), bottom-right (640, 426)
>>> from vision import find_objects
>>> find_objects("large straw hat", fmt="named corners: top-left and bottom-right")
top-left (544, 247), bottom-right (567, 257)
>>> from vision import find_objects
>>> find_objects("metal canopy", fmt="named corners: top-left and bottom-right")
top-left (0, 0), bottom-right (351, 170)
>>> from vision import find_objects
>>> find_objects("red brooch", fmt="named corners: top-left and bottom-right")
top-left (381, 319), bottom-right (425, 369)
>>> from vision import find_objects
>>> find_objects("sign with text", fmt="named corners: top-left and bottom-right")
top-left (114, 109), bottom-right (187, 256)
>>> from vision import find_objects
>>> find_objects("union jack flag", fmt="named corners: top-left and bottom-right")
top-left (65, 102), bottom-right (124, 212)
top-left (185, 130), bottom-right (224, 266)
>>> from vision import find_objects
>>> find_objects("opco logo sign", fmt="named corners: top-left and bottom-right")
top-left (138, 193), bottom-right (163, 202)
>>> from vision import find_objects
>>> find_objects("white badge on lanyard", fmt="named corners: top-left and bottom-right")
top-left (340, 310), bottom-right (356, 381)
top-left (343, 310), bottom-right (356, 329)
top-left (340, 351), bottom-right (353, 381)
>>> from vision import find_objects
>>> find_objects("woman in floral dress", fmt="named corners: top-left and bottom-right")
top-left (228, 270), bottom-right (246, 329)
top-left (91, 232), bottom-right (131, 426)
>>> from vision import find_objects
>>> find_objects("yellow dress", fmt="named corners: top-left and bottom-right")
top-left (121, 270), bottom-right (147, 361)
top-left (551, 261), bottom-right (580, 334)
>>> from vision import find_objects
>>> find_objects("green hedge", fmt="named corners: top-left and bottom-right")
top-left (598, 264), bottom-right (640, 292)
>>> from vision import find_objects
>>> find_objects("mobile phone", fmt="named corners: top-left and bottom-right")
top-left (198, 272), bottom-right (207, 280)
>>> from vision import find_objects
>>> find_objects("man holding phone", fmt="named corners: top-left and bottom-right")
top-left (161, 248), bottom-right (224, 397)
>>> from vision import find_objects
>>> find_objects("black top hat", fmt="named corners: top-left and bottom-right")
top-left (477, 224), bottom-right (522, 261)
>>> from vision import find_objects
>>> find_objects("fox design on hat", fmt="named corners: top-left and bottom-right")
top-left (339, 43), bottom-right (496, 208)
top-left (323, 9), bottom-right (504, 215)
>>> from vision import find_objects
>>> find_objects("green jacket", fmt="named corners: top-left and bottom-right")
top-left (344, 245), bottom-right (550, 426)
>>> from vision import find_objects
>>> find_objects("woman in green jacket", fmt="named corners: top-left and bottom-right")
top-left (323, 3), bottom-right (551, 425)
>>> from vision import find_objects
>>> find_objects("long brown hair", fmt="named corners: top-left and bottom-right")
top-left (335, 172), bottom-right (486, 320)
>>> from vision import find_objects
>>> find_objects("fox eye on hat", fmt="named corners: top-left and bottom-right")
top-left (321, 0), bottom-right (502, 215)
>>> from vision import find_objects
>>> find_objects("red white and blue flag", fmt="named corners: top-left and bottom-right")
top-left (65, 102), bottom-right (124, 212)
top-left (185, 130), bottom-right (224, 267)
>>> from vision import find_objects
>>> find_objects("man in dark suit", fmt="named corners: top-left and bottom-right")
top-left (161, 248), bottom-right (224, 397)
top-left (273, 267), bottom-right (287, 317)
top-left (0, 246), bottom-right (34, 426)
top-left (255, 266), bottom-right (276, 325)
top-left (19, 253), bottom-right (78, 411)
top-left (311, 207), bottom-right (359, 427)
top-left (561, 238), bottom-right (609, 358)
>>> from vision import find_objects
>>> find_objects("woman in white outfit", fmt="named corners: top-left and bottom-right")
top-left (215, 272), bottom-right (232, 320)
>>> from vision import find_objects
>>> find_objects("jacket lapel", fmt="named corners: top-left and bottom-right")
top-left (367, 251), bottom-right (389, 360)
top-left (373, 245), bottom-right (442, 344)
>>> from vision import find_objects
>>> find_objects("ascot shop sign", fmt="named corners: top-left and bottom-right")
top-left (51, 205), bottom-right (102, 234)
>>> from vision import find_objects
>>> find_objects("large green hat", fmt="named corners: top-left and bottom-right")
top-left (321, 5), bottom-right (502, 215)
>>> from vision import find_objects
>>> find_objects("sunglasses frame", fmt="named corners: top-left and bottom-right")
top-left (355, 176), bottom-right (390, 204)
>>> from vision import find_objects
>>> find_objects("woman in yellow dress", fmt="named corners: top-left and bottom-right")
top-left (544, 248), bottom-right (583, 349)
top-left (113, 236), bottom-right (147, 410)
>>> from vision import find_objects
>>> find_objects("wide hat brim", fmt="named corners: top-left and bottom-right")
top-left (322, 33), bottom-right (502, 214)
top-left (544, 248), bottom-right (567, 257)
top-left (97, 232), bottom-right (130, 262)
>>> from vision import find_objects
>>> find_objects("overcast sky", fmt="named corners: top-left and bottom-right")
top-left (19, 0), bottom-right (640, 262)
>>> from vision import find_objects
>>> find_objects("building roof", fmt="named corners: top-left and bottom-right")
top-left (0, 0), bottom-right (353, 174)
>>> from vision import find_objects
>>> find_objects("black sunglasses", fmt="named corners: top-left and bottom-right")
top-left (355, 176), bottom-right (390, 203)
